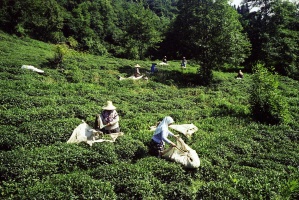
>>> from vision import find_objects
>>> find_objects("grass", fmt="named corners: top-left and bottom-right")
top-left (0, 30), bottom-right (299, 199)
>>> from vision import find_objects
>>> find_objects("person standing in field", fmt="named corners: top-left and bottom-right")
top-left (181, 57), bottom-right (187, 68)
top-left (151, 63), bottom-right (158, 74)
top-left (94, 101), bottom-right (120, 134)
top-left (149, 116), bottom-right (178, 157)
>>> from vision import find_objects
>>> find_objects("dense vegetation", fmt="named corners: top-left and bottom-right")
top-left (1, 0), bottom-right (299, 199)
top-left (1, 30), bottom-right (299, 199)
top-left (2, 0), bottom-right (299, 83)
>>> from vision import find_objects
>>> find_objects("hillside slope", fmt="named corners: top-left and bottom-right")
top-left (1, 32), bottom-right (299, 199)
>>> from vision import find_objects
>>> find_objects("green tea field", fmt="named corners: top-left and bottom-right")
top-left (1, 31), bottom-right (299, 199)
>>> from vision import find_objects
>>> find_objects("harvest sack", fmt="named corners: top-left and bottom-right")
top-left (21, 65), bottom-right (44, 73)
top-left (162, 137), bottom-right (200, 169)
top-left (119, 75), bottom-right (144, 81)
top-left (158, 62), bottom-right (168, 65)
top-left (67, 121), bottom-right (123, 146)
top-left (169, 124), bottom-right (198, 138)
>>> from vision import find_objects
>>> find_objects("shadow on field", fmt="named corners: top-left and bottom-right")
top-left (118, 65), bottom-right (201, 88)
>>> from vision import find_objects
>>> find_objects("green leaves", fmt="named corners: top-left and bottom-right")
top-left (249, 64), bottom-right (290, 124)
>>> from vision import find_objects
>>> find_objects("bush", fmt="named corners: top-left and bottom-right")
top-left (89, 162), bottom-right (164, 199)
top-left (0, 125), bottom-right (28, 150)
top-left (136, 157), bottom-right (191, 184)
top-left (0, 143), bottom-right (118, 183)
top-left (16, 173), bottom-right (116, 200)
top-left (114, 136), bottom-right (148, 161)
top-left (249, 64), bottom-right (290, 124)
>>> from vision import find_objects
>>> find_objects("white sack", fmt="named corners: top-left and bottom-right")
top-left (162, 137), bottom-right (200, 169)
top-left (158, 62), bottom-right (168, 65)
top-left (21, 65), bottom-right (44, 73)
top-left (67, 121), bottom-right (124, 146)
top-left (169, 124), bottom-right (198, 137)
top-left (119, 75), bottom-right (144, 81)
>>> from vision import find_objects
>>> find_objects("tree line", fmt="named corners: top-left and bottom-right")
top-left (1, 0), bottom-right (299, 82)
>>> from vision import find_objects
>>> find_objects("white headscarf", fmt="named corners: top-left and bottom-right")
top-left (154, 116), bottom-right (174, 135)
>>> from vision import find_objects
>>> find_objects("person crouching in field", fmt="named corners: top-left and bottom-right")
top-left (162, 56), bottom-right (167, 64)
top-left (94, 101), bottom-right (120, 134)
top-left (134, 64), bottom-right (141, 77)
top-left (236, 70), bottom-right (244, 79)
top-left (149, 116), bottom-right (178, 157)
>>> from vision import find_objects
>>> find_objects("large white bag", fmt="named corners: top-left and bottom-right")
top-left (67, 121), bottom-right (124, 146)
top-left (162, 137), bottom-right (200, 169)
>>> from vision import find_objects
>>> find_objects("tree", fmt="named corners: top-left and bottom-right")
top-left (115, 2), bottom-right (163, 59)
top-left (241, 0), bottom-right (299, 78)
top-left (0, 0), bottom-right (65, 42)
top-left (249, 63), bottom-right (290, 124)
top-left (261, 0), bottom-right (299, 78)
top-left (168, 0), bottom-right (251, 85)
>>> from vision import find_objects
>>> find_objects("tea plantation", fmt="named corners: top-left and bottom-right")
top-left (1, 31), bottom-right (299, 199)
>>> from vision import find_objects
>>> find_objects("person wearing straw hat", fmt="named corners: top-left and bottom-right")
top-left (162, 56), bottom-right (167, 64)
top-left (149, 116), bottom-right (178, 157)
top-left (134, 64), bottom-right (141, 77)
top-left (94, 101), bottom-right (120, 134)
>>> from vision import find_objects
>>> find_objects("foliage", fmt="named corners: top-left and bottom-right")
top-left (240, 0), bottom-right (299, 78)
top-left (3, 173), bottom-right (117, 200)
top-left (1, 31), bottom-right (299, 199)
top-left (168, 0), bottom-right (251, 85)
top-left (249, 63), bottom-right (290, 124)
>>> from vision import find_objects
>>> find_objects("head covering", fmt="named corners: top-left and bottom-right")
top-left (102, 101), bottom-right (116, 110)
top-left (134, 64), bottom-right (141, 68)
top-left (154, 116), bottom-right (174, 135)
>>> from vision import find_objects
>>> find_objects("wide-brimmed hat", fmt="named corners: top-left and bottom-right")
top-left (102, 101), bottom-right (116, 110)
top-left (134, 64), bottom-right (141, 68)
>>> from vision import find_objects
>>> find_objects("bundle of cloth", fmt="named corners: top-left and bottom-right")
top-left (21, 65), bottom-right (44, 73)
top-left (67, 121), bottom-right (124, 146)
top-left (162, 137), bottom-right (200, 169)
top-left (118, 75), bottom-right (144, 81)
top-left (158, 62), bottom-right (168, 65)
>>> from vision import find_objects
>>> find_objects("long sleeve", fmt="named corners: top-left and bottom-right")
top-left (152, 129), bottom-right (174, 144)
top-left (100, 110), bottom-right (119, 130)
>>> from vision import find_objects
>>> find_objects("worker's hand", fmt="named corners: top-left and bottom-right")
top-left (171, 143), bottom-right (176, 147)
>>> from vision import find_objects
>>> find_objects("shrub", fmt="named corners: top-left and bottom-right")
top-left (52, 44), bottom-right (69, 68)
top-left (89, 162), bottom-right (164, 199)
top-left (19, 118), bottom-right (81, 147)
top-left (136, 157), bottom-right (191, 184)
top-left (0, 125), bottom-right (28, 150)
top-left (16, 173), bottom-right (116, 200)
top-left (249, 64), bottom-right (290, 124)
top-left (114, 136), bottom-right (148, 161)
top-left (0, 143), bottom-right (118, 183)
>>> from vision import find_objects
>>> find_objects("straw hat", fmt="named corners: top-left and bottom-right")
top-left (102, 101), bottom-right (116, 110)
top-left (134, 64), bottom-right (141, 68)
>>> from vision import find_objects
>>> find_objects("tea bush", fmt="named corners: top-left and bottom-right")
top-left (114, 136), bottom-right (148, 161)
top-left (15, 173), bottom-right (116, 200)
top-left (0, 143), bottom-right (117, 184)
top-left (89, 162), bottom-right (164, 199)
top-left (0, 125), bottom-right (28, 150)
top-left (1, 32), bottom-right (299, 199)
